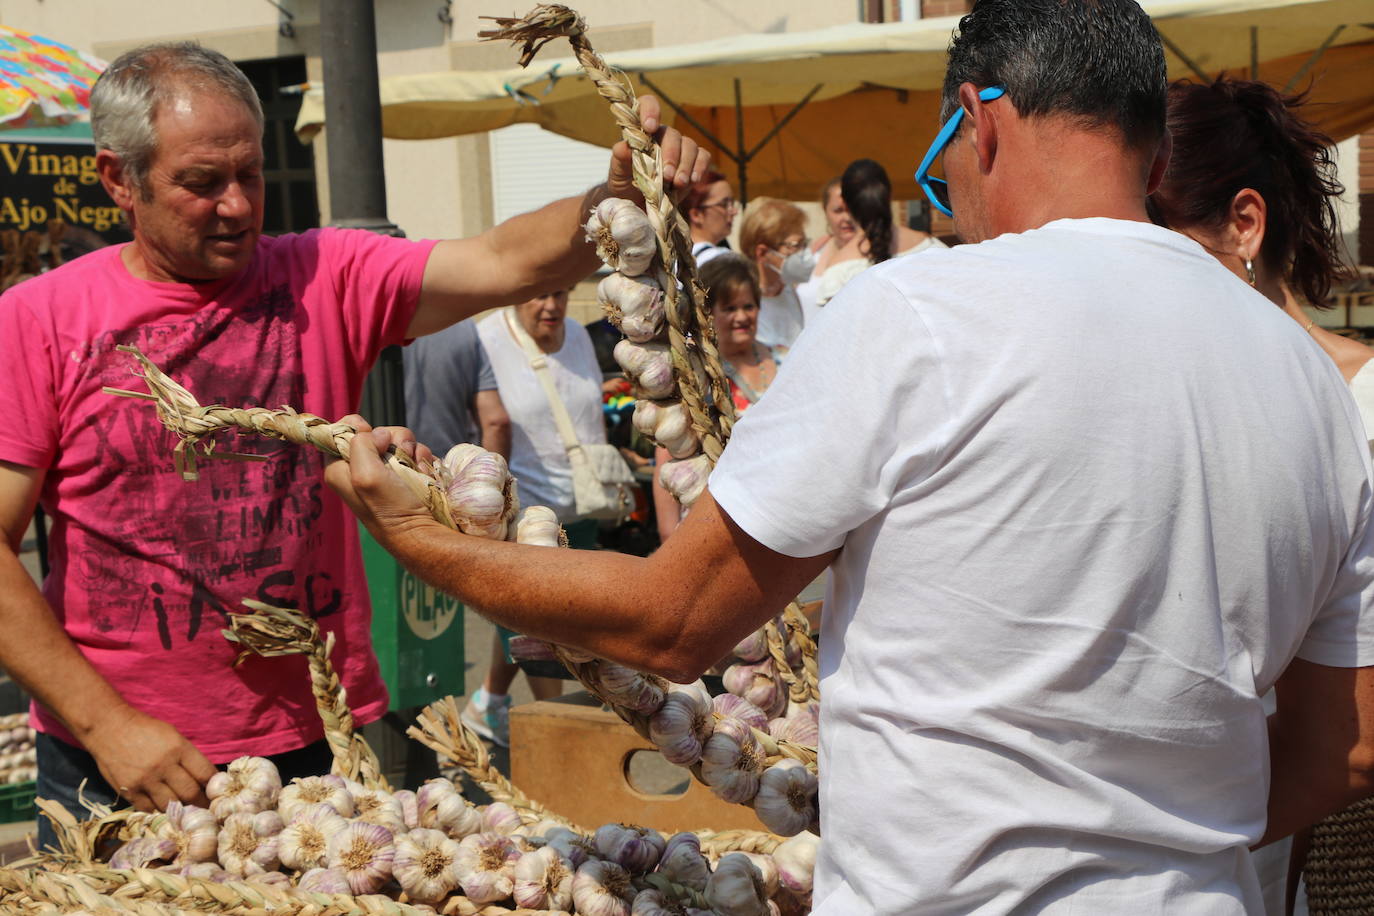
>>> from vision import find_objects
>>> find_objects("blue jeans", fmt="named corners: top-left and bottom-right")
top-left (35, 732), bottom-right (335, 853)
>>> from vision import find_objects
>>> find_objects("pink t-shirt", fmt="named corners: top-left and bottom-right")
top-left (0, 228), bottom-right (435, 761)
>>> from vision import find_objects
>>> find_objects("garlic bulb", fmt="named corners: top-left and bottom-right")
top-left (739, 852), bottom-right (780, 898)
top-left (649, 681), bottom-right (714, 766)
top-left (278, 805), bottom-right (348, 872)
top-left (393, 827), bottom-right (463, 906)
top-left (278, 774), bottom-right (353, 822)
top-left (781, 704), bottom-right (819, 747)
top-left (156, 801), bottom-right (218, 864)
top-left (178, 861), bottom-right (230, 882)
top-left (480, 801), bottom-right (523, 835)
top-left (772, 830), bottom-right (818, 896)
top-left (572, 859), bottom-right (637, 916)
top-left (352, 787), bottom-right (407, 834)
top-left (298, 866), bottom-right (353, 894)
top-left (659, 454), bottom-right (711, 508)
top-left (656, 832), bottom-right (711, 891)
top-left (614, 339), bottom-right (676, 400)
top-left (600, 271), bottom-right (667, 343)
top-left (632, 399), bottom-right (700, 460)
top-left (416, 778), bottom-right (483, 839)
top-left (216, 810), bottom-right (283, 877)
top-left (597, 663), bottom-right (668, 715)
top-left (109, 836), bottom-right (177, 869)
top-left (513, 845), bottom-right (575, 910)
top-left (544, 826), bottom-right (596, 869)
top-left (705, 853), bottom-right (770, 916)
top-left (206, 756), bottom-right (281, 820)
top-left (712, 693), bottom-right (770, 731)
top-left (394, 789), bottom-right (419, 830)
top-left (440, 443), bottom-right (519, 540)
top-left (328, 820), bottom-right (396, 895)
top-left (515, 505), bottom-right (564, 548)
top-left (453, 832), bottom-right (521, 905)
top-left (731, 626), bottom-right (771, 663)
top-left (723, 659), bottom-right (786, 720)
top-left (700, 716), bottom-right (765, 804)
top-left (594, 823), bottom-right (665, 874)
top-left (585, 197), bottom-right (657, 277)
top-left (249, 870), bottom-right (292, 889)
top-left (509, 635), bottom-right (561, 661)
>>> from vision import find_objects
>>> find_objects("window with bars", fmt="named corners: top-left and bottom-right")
top-left (237, 55), bottom-right (319, 236)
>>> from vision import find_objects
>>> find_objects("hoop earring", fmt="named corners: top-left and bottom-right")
top-left (1245, 258), bottom-right (1256, 287)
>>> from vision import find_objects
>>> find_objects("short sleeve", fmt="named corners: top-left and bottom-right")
top-left (319, 228), bottom-right (437, 368)
top-left (1298, 492), bottom-right (1374, 667)
top-left (709, 270), bottom-right (953, 558)
top-left (0, 290), bottom-right (59, 468)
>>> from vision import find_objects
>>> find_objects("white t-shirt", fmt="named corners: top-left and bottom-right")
top-left (756, 285), bottom-right (804, 350)
top-left (709, 218), bottom-right (1374, 914)
top-left (476, 312), bottom-right (608, 522)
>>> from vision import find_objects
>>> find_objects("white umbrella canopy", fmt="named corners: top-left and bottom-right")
top-left (296, 0), bottom-right (1374, 200)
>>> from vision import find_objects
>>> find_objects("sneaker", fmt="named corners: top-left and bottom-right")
top-left (462, 690), bottom-right (512, 747)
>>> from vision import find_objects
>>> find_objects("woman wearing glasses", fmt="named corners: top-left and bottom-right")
top-left (740, 197), bottom-right (811, 350)
top-left (683, 169), bottom-right (737, 265)
top-left (1148, 76), bottom-right (1365, 916)
top-left (816, 158), bottom-right (945, 306)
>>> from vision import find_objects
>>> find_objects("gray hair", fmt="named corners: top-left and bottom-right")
top-left (91, 42), bottom-right (264, 199)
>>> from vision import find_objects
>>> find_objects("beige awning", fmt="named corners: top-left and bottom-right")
top-left (296, 0), bottom-right (1374, 200)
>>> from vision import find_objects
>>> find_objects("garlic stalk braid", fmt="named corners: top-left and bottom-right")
top-left (407, 696), bottom-right (587, 834)
top-left (221, 600), bottom-right (389, 791)
top-left (765, 604), bottom-right (820, 705)
top-left (694, 829), bottom-right (784, 859)
top-left (478, 6), bottom-right (735, 461)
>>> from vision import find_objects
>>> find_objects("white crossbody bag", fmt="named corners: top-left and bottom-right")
top-left (505, 308), bottom-right (636, 524)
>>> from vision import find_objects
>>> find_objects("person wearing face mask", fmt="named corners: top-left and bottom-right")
top-left (740, 198), bottom-right (812, 350)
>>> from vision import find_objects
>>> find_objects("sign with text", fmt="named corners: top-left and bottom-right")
top-left (0, 138), bottom-right (126, 239)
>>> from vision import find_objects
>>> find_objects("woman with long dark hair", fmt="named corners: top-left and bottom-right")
top-left (815, 158), bottom-right (944, 305)
top-left (1149, 76), bottom-right (1362, 916)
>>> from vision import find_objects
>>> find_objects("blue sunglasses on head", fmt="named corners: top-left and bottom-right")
top-left (915, 86), bottom-right (1006, 218)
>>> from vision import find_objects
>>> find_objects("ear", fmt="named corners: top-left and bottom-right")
top-left (753, 242), bottom-right (770, 262)
top-left (1145, 130), bottom-right (1172, 195)
top-left (96, 149), bottom-right (137, 212)
top-left (959, 82), bottom-right (999, 173)
top-left (1228, 188), bottom-right (1267, 263)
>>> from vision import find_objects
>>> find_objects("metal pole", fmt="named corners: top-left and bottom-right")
top-left (1250, 26), bottom-right (1258, 80)
top-left (734, 79), bottom-right (747, 206)
top-left (319, 0), bottom-right (404, 427)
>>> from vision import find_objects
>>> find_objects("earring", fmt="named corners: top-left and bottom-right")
top-left (1245, 258), bottom-right (1256, 287)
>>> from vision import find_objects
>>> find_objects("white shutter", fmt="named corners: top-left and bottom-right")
top-left (490, 123), bottom-right (613, 224)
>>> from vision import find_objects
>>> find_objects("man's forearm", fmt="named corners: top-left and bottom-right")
top-left (0, 544), bottom-right (130, 742)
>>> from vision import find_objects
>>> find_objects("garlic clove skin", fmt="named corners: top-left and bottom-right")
top-left (394, 789), bottom-right (419, 830)
top-left (723, 658), bottom-right (787, 720)
top-left (648, 679), bottom-right (714, 767)
top-left (614, 339), bottom-right (677, 400)
top-left (771, 830), bottom-right (819, 896)
top-left (706, 852), bottom-right (770, 916)
top-left (656, 832), bottom-right (712, 892)
top-left (278, 805), bottom-right (348, 872)
top-left (632, 399), bottom-right (701, 460)
top-left (712, 693), bottom-right (770, 732)
top-left (509, 635), bottom-right (561, 662)
top-left (572, 859), bottom-right (637, 916)
top-left (216, 810), bottom-right (283, 877)
top-left (206, 756), bottom-right (281, 821)
top-left (513, 845), bottom-right (575, 910)
top-left (453, 832), bottom-right (521, 905)
top-left (658, 454), bottom-right (711, 508)
top-left (178, 861), bottom-right (230, 882)
top-left (393, 827), bottom-right (463, 906)
top-left (109, 836), bottom-right (177, 870)
top-left (278, 775), bottom-right (354, 822)
top-left (298, 865), bottom-right (354, 894)
top-left (585, 198), bottom-right (657, 277)
top-left (700, 716), bottom-right (765, 804)
top-left (599, 272), bottom-right (667, 343)
top-left (327, 820), bottom-right (396, 895)
top-left (156, 801), bottom-right (218, 864)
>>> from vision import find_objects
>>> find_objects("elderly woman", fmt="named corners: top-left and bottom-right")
top-left (1148, 76), bottom-right (1365, 916)
top-left (654, 255), bottom-right (781, 542)
top-left (740, 197), bottom-right (811, 350)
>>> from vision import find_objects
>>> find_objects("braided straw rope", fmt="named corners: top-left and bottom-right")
top-left (223, 600), bottom-right (388, 790)
top-left (1303, 795), bottom-right (1374, 914)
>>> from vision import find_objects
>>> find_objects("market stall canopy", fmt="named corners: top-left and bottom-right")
top-left (0, 25), bottom-right (104, 131)
top-left (295, 0), bottom-right (1374, 200)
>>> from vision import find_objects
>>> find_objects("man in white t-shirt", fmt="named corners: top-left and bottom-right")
top-left (324, 0), bottom-right (1374, 911)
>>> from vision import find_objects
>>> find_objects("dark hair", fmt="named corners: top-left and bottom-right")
top-left (682, 169), bottom-right (728, 214)
top-left (700, 253), bottom-right (760, 312)
top-left (941, 0), bottom-right (1166, 150)
top-left (841, 159), bottom-right (894, 265)
top-left (1150, 78), bottom-right (1349, 306)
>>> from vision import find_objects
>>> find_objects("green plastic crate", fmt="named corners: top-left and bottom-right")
top-left (0, 781), bottom-right (35, 824)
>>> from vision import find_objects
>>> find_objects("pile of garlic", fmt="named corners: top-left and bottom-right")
top-left (0, 713), bottom-right (35, 785)
top-left (587, 198), bottom-right (710, 510)
top-left (721, 616), bottom-right (818, 751)
top-left (103, 754), bottom-right (818, 915)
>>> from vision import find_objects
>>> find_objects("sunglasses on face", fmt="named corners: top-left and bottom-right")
top-left (915, 86), bottom-right (1006, 218)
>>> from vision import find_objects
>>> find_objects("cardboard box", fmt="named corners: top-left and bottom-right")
top-left (509, 692), bottom-right (769, 835)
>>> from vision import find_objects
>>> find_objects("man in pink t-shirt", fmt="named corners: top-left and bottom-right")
top-left (0, 42), bottom-right (708, 837)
